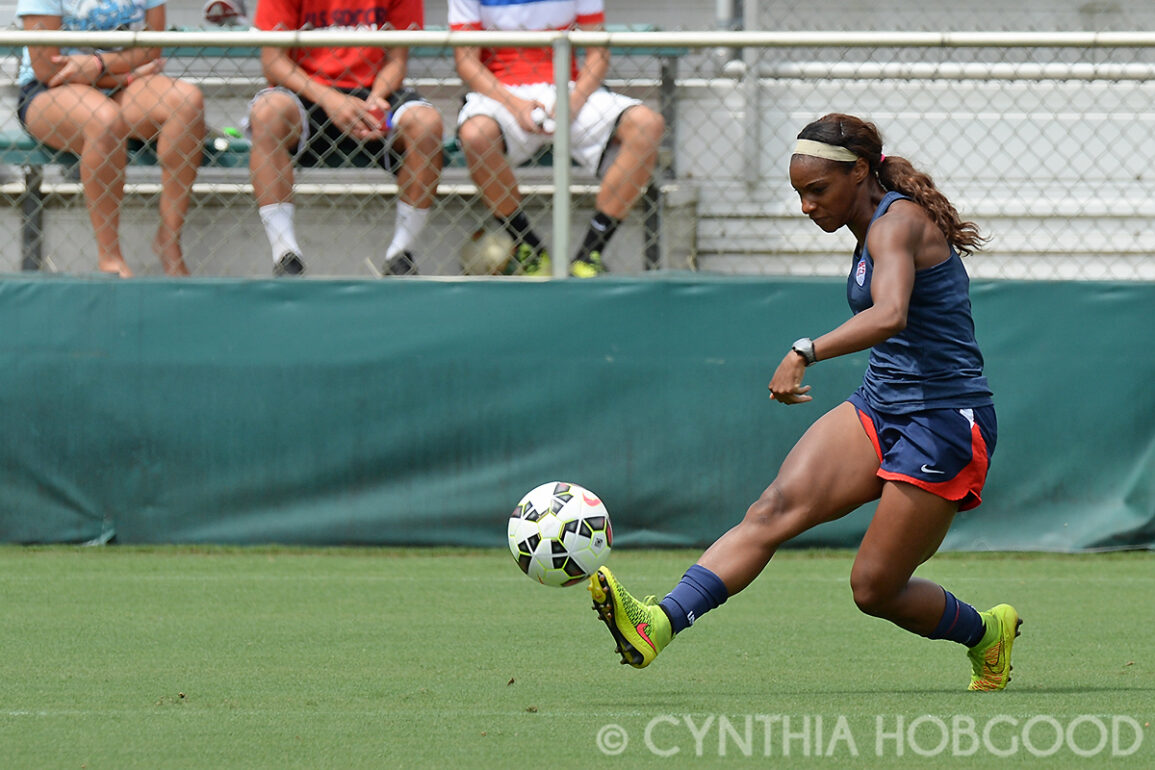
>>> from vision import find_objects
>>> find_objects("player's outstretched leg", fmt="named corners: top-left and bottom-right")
top-left (589, 566), bottom-right (672, 668)
top-left (967, 604), bottom-right (1022, 691)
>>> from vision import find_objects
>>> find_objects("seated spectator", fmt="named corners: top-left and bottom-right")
top-left (247, 0), bottom-right (443, 277)
top-left (16, 0), bottom-right (206, 277)
top-left (450, 0), bottom-right (665, 277)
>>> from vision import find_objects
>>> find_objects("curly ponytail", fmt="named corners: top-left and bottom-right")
top-left (797, 114), bottom-right (986, 256)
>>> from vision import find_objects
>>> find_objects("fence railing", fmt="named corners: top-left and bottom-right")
top-left (3, 29), bottom-right (1155, 280)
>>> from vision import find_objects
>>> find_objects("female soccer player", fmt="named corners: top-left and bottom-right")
top-left (590, 113), bottom-right (1021, 691)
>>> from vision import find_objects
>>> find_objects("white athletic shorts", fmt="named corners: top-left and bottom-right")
top-left (456, 82), bottom-right (642, 175)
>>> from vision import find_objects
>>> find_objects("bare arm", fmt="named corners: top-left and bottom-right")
top-left (567, 20), bottom-right (609, 120)
top-left (23, 15), bottom-right (69, 84)
top-left (454, 44), bottom-right (546, 133)
top-left (454, 45), bottom-right (512, 107)
top-left (28, 8), bottom-right (164, 89)
top-left (814, 213), bottom-right (917, 357)
top-left (103, 6), bottom-right (164, 74)
top-left (369, 48), bottom-right (408, 102)
top-left (769, 211), bottom-right (919, 404)
top-left (259, 46), bottom-right (383, 138)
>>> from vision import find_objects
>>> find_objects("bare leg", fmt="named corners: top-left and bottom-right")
top-left (152, 81), bottom-right (204, 275)
top-left (248, 89), bottom-right (303, 208)
top-left (595, 105), bottom-right (664, 219)
top-left (23, 86), bottom-right (132, 276)
top-left (849, 481), bottom-right (959, 635)
top-left (119, 76), bottom-right (206, 276)
top-left (698, 402), bottom-right (884, 594)
top-left (459, 115), bottom-right (521, 217)
top-left (394, 104), bottom-right (443, 209)
top-left (82, 123), bottom-right (130, 276)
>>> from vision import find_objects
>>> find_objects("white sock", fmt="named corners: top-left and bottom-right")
top-left (258, 202), bottom-right (301, 263)
top-left (384, 201), bottom-right (431, 261)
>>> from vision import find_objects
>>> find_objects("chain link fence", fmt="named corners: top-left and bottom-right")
top-left (3, 26), bottom-right (1155, 280)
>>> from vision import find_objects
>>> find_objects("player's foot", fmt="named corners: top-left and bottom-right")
top-left (589, 566), bottom-right (672, 668)
top-left (570, 251), bottom-right (607, 278)
top-left (273, 251), bottom-right (305, 276)
top-left (384, 250), bottom-right (418, 276)
top-left (507, 244), bottom-right (551, 277)
top-left (967, 603), bottom-right (1021, 691)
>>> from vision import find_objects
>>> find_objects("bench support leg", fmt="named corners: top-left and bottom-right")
top-left (20, 166), bottom-right (45, 271)
top-left (642, 182), bottom-right (661, 271)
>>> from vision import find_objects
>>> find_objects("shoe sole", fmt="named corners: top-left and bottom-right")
top-left (1006, 614), bottom-right (1023, 687)
top-left (589, 571), bottom-right (647, 668)
top-left (969, 609), bottom-right (1022, 691)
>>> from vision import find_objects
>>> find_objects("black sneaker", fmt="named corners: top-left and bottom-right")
top-left (384, 251), bottom-right (418, 276)
top-left (273, 252), bottom-right (305, 276)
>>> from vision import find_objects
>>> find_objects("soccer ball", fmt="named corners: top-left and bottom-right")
top-left (460, 227), bottom-right (515, 275)
top-left (508, 482), bottom-right (612, 587)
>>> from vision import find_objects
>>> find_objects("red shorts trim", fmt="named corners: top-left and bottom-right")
top-left (854, 405), bottom-right (992, 512)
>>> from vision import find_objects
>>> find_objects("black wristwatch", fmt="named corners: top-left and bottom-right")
top-left (791, 337), bottom-right (817, 366)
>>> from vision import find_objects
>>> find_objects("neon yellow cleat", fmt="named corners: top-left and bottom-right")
top-left (506, 244), bottom-right (551, 277)
top-left (589, 567), bottom-right (672, 668)
top-left (570, 251), bottom-right (607, 278)
top-left (967, 604), bottom-right (1022, 691)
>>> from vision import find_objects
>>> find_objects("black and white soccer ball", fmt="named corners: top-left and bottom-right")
top-left (508, 482), bottom-right (612, 587)
top-left (460, 227), bottom-right (515, 275)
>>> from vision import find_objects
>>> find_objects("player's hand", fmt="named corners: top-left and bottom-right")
top-left (121, 59), bottom-right (164, 87)
top-left (512, 98), bottom-right (550, 134)
top-left (355, 95), bottom-right (391, 140)
top-left (768, 351), bottom-right (813, 404)
top-left (325, 93), bottom-right (374, 138)
top-left (48, 53), bottom-right (101, 88)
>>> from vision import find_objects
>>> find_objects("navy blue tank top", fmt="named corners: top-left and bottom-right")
top-left (847, 191), bottom-right (993, 413)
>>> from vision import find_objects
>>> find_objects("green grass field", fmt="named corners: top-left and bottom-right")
top-left (1, 547), bottom-right (1152, 768)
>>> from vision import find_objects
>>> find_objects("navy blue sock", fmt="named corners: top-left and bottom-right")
top-left (658, 564), bottom-right (729, 634)
top-left (927, 589), bottom-right (985, 647)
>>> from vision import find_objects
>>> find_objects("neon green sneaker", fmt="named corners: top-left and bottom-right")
top-left (505, 244), bottom-right (551, 277)
top-left (967, 604), bottom-right (1022, 691)
top-left (570, 251), bottom-right (607, 278)
top-left (589, 566), bottom-right (672, 668)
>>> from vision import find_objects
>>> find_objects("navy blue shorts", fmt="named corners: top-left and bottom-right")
top-left (848, 393), bottom-right (997, 511)
top-left (18, 80), bottom-right (125, 128)
top-left (16, 81), bottom-right (48, 128)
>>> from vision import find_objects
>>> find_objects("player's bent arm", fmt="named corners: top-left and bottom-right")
top-left (108, 6), bottom-right (164, 72)
top-left (22, 15), bottom-right (64, 84)
top-left (454, 46), bottom-right (517, 109)
top-left (455, 46), bottom-right (543, 132)
top-left (571, 21), bottom-right (609, 114)
top-left (370, 48), bottom-right (408, 102)
top-left (812, 308), bottom-right (903, 364)
top-left (260, 48), bottom-right (340, 110)
top-left (809, 218), bottom-right (917, 363)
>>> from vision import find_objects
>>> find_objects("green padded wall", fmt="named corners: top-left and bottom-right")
top-left (0, 275), bottom-right (1151, 550)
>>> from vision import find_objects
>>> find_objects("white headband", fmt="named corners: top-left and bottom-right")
top-left (793, 139), bottom-right (860, 163)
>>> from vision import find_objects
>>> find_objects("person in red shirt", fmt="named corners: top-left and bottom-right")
top-left (247, 0), bottom-right (443, 276)
top-left (449, 0), bottom-right (665, 277)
